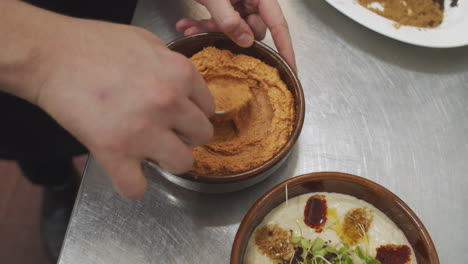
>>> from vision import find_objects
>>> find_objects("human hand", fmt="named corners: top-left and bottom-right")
top-left (176, 0), bottom-right (296, 71)
top-left (33, 19), bottom-right (214, 199)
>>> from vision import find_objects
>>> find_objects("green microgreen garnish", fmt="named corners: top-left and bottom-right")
top-left (337, 243), bottom-right (349, 255)
top-left (355, 246), bottom-right (381, 264)
top-left (291, 236), bottom-right (301, 244)
top-left (288, 236), bottom-right (381, 264)
top-left (312, 238), bottom-right (325, 252)
top-left (301, 238), bottom-right (313, 249)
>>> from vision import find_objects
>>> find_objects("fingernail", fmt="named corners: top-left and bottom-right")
top-left (238, 33), bottom-right (253, 47)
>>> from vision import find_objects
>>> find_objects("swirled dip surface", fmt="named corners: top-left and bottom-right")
top-left (190, 47), bottom-right (294, 176)
top-left (245, 192), bottom-right (416, 264)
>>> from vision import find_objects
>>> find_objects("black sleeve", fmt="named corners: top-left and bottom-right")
top-left (23, 0), bottom-right (138, 24)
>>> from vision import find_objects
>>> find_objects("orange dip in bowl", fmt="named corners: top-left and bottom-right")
top-left (190, 47), bottom-right (295, 176)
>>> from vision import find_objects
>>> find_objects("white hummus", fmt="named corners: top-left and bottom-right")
top-left (244, 192), bottom-right (416, 264)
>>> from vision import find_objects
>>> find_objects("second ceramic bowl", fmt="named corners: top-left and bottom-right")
top-left (231, 172), bottom-right (439, 263)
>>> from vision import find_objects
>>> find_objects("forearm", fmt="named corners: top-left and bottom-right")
top-left (0, 1), bottom-right (69, 104)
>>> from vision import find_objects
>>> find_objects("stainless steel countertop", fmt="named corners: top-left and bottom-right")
top-left (58, 0), bottom-right (468, 263)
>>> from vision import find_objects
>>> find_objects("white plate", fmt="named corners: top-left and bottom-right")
top-left (324, 0), bottom-right (468, 48)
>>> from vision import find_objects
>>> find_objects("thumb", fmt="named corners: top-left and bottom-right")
top-left (201, 0), bottom-right (254, 47)
top-left (98, 155), bottom-right (148, 200)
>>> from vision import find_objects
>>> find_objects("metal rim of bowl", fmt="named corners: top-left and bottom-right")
top-left (148, 151), bottom-right (291, 193)
top-left (230, 171), bottom-right (440, 264)
top-left (166, 32), bottom-right (305, 184)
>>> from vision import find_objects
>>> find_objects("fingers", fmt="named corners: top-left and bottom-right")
top-left (180, 57), bottom-right (215, 117)
top-left (183, 27), bottom-right (204, 36)
top-left (168, 53), bottom-right (215, 117)
top-left (257, 0), bottom-right (296, 72)
top-left (175, 18), bottom-right (198, 32)
top-left (176, 18), bottom-right (218, 36)
top-left (199, 0), bottom-right (255, 47)
top-left (148, 131), bottom-right (194, 175)
top-left (176, 16), bottom-right (265, 41)
top-left (171, 98), bottom-right (214, 148)
top-left (177, 0), bottom-right (296, 71)
top-left (99, 155), bottom-right (148, 200)
top-left (246, 14), bottom-right (267, 40)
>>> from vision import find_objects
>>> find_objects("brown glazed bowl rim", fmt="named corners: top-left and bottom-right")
top-left (166, 33), bottom-right (305, 184)
top-left (231, 172), bottom-right (439, 263)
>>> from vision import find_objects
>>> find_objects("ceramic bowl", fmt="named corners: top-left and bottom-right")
top-left (231, 172), bottom-right (439, 263)
top-left (154, 33), bottom-right (305, 193)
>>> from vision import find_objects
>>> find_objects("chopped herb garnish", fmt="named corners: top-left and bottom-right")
top-left (291, 236), bottom-right (302, 244)
top-left (289, 236), bottom-right (381, 264)
top-left (356, 246), bottom-right (381, 264)
top-left (312, 238), bottom-right (325, 252)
